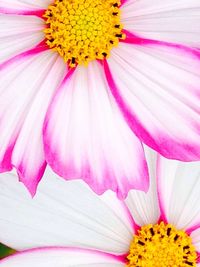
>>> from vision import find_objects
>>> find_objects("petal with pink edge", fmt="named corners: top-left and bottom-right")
top-left (0, 0), bottom-right (52, 12)
top-left (157, 155), bottom-right (200, 230)
top-left (11, 55), bottom-right (66, 195)
top-left (121, 0), bottom-right (200, 48)
top-left (0, 247), bottom-right (124, 267)
top-left (0, 170), bottom-right (133, 254)
top-left (190, 228), bottom-right (200, 253)
top-left (0, 50), bottom-right (65, 195)
top-left (0, 15), bottom-right (45, 63)
top-left (125, 145), bottom-right (160, 227)
top-left (106, 41), bottom-right (200, 161)
top-left (43, 61), bottom-right (148, 199)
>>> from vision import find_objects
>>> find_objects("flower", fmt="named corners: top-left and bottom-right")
top-left (0, 1), bottom-right (200, 198)
top-left (0, 148), bottom-right (200, 266)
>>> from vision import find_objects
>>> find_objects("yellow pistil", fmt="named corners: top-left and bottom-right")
top-left (127, 222), bottom-right (197, 267)
top-left (43, 0), bottom-right (125, 67)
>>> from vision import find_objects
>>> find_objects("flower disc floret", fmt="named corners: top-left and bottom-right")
top-left (127, 222), bottom-right (197, 267)
top-left (44, 0), bottom-right (125, 67)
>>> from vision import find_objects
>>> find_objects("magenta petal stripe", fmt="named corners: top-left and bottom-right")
top-left (106, 33), bottom-right (200, 161)
top-left (0, 7), bottom-right (45, 17)
top-left (43, 61), bottom-right (149, 199)
top-left (0, 247), bottom-right (125, 266)
top-left (0, 46), bottom-right (66, 195)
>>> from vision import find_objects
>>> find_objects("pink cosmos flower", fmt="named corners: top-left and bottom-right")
top-left (0, 149), bottom-right (200, 266)
top-left (0, 0), bottom-right (200, 198)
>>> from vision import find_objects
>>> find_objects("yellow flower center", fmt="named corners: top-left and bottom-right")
top-left (127, 222), bottom-right (197, 267)
top-left (43, 0), bottom-right (125, 67)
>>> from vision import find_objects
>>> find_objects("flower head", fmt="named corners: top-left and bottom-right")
top-left (0, 0), bottom-right (200, 198)
top-left (0, 148), bottom-right (200, 266)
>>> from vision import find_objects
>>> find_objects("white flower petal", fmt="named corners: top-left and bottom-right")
top-left (43, 61), bottom-right (148, 199)
top-left (106, 42), bottom-right (200, 161)
top-left (121, 0), bottom-right (200, 47)
top-left (0, 15), bottom-right (45, 64)
top-left (0, 169), bottom-right (133, 254)
top-left (125, 146), bottom-right (160, 226)
top-left (0, 247), bottom-right (124, 267)
top-left (157, 156), bottom-right (200, 229)
top-left (190, 228), bottom-right (200, 253)
top-left (0, 0), bottom-right (52, 11)
top-left (0, 50), bottom-right (65, 195)
top-left (11, 55), bottom-right (66, 195)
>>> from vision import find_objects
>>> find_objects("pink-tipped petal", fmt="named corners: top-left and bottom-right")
top-left (157, 155), bottom-right (200, 230)
top-left (44, 61), bottom-right (149, 199)
top-left (0, 0), bottom-right (52, 11)
top-left (107, 41), bottom-right (200, 161)
top-left (125, 145), bottom-right (160, 227)
top-left (0, 170), bottom-right (132, 254)
top-left (121, 0), bottom-right (200, 48)
top-left (0, 247), bottom-right (124, 267)
top-left (0, 50), bottom-right (65, 194)
top-left (11, 55), bottom-right (66, 196)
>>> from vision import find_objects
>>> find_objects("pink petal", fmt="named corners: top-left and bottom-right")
top-left (0, 170), bottom-right (132, 255)
top-left (0, 247), bottom-right (124, 267)
top-left (0, 15), bottom-right (45, 64)
top-left (0, 50), bottom-right (66, 195)
top-left (106, 41), bottom-right (200, 161)
top-left (43, 61), bottom-right (149, 199)
top-left (121, 0), bottom-right (200, 48)
top-left (157, 155), bottom-right (200, 229)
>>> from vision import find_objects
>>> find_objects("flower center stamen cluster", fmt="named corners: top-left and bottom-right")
top-left (127, 222), bottom-right (197, 267)
top-left (44, 0), bottom-right (125, 67)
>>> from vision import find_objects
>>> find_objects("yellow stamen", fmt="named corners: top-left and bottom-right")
top-left (127, 222), bottom-right (197, 267)
top-left (43, 0), bottom-right (125, 67)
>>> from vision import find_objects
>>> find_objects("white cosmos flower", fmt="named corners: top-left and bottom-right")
top-left (0, 0), bottom-right (200, 199)
top-left (0, 148), bottom-right (200, 266)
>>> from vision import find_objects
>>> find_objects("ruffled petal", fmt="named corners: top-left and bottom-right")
top-left (106, 41), bottom-right (200, 161)
top-left (125, 146), bottom-right (160, 226)
top-left (0, 0), bottom-right (52, 11)
top-left (121, 0), bottom-right (200, 47)
top-left (157, 155), bottom-right (200, 230)
top-left (43, 61), bottom-right (148, 199)
top-left (0, 15), bottom-right (45, 64)
top-left (0, 169), bottom-right (133, 254)
top-left (0, 50), bottom-right (65, 195)
top-left (0, 248), bottom-right (124, 267)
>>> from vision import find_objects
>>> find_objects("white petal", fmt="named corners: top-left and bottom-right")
top-left (157, 156), bottom-right (200, 229)
top-left (0, 248), bottom-right (124, 267)
top-left (125, 145), bottom-right (160, 226)
top-left (11, 55), bottom-right (66, 195)
top-left (0, 0), bottom-right (52, 10)
top-left (106, 42), bottom-right (200, 161)
top-left (190, 228), bottom-right (200, 252)
top-left (121, 0), bottom-right (200, 47)
top-left (0, 169), bottom-right (133, 254)
top-left (0, 15), bottom-right (45, 64)
top-left (0, 50), bottom-right (65, 194)
top-left (43, 61), bottom-right (148, 199)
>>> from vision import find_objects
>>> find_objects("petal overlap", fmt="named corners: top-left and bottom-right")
top-left (0, 169), bottom-right (133, 254)
top-left (0, 248), bottom-right (124, 267)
